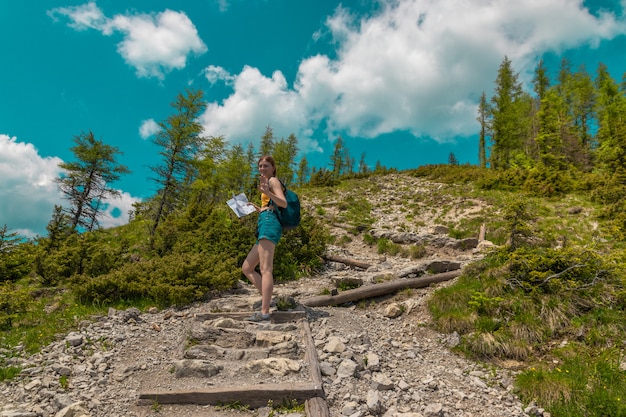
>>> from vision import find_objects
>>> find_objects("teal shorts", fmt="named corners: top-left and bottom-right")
top-left (257, 210), bottom-right (282, 245)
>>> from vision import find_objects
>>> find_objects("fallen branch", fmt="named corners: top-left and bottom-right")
top-left (541, 264), bottom-right (586, 285)
top-left (301, 270), bottom-right (462, 307)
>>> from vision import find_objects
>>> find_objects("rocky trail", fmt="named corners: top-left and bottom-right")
top-left (1, 174), bottom-right (546, 417)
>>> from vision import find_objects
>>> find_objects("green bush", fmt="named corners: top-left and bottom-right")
top-left (68, 202), bottom-right (327, 306)
top-left (72, 251), bottom-right (240, 307)
top-left (0, 235), bottom-right (33, 283)
top-left (522, 167), bottom-right (574, 197)
top-left (274, 214), bottom-right (327, 281)
top-left (0, 282), bottom-right (29, 330)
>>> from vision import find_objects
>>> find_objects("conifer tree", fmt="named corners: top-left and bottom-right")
top-left (490, 56), bottom-right (531, 169)
top-left (149, 89), bottom-right (207, 237)
top-left (536, 88), bottom-right (567, 169)
top-left (477, 91), bottom-right (489, 168)
top-left (55, 130), bottom-right (129, 231)
top-left (358, 152), bottom-right (369, 174)
top-left (296, 156), bottom-right (310, 186)
top-left (331, 136), bottom-right (350, 178)
top-left (220, 144), bottom-right (253, 197)
top-left (595, 63), bottom-right (626, 174)
top-left (259, 126), bottom-right (275, 157)
top-left (273, 133), bottom-right (298, 186)
top-left (192, 135), bottom-right (227, 202)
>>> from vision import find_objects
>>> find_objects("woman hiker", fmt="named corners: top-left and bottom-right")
top-left (241, 155), bottom-right (287, 322)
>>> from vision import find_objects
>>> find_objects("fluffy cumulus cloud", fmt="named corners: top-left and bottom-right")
top-left (49, 2), bottom-right (207, 79)
top-left (200, 66), bottom-right (320, 152)
top-left (0, 135), bottom-right (63, 237)
top-left (201, 0), bottom-right (626, 145)
top-left (0, 134), bottom-right (140, 238)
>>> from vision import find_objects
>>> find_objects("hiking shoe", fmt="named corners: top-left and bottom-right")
top-left (244, 312), bottom-right (271, 322)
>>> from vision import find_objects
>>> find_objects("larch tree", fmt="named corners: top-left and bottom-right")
top-left (490, 56), bottom-right (526, 169)
top-left (219, 143), bottom-right (254, 198)
top-left (358, 152), bottom-right (369, 174)
top-left (569, 67), bottom-right (596, 169)
top-left (296, 156), bottom-right (310, 187)
top-left (535, 88), bottom-right (568, 169)
top-left (477, 91), bottom-right (490, 168)
top-left (55, 130), bottom-right (129, 232)
top-left (594, 63), bottom-right (626, 174)
top-left (331, 136), bottom-right (350, 178)
top-left (259, 126), bottom-right (275, 157)
top-left (272, 133), bottom-right (298, 186)
top-left (191, 135), bottom-right (228, 203)
top-left (149, 89), bottom-right (207, 238)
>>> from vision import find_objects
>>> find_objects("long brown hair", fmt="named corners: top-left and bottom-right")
top-left (258, 155), bottom-right (277, 177)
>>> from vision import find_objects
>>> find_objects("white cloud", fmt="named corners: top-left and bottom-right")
top-left (200, 0), bottom-right (626, 145)
top-left (139, 119), bottom-right (160, 139)
top-left (203, 65), bottom-right (235, 86)
top-left (0, 134), bottom-right (140, 238)
top-left (47, 1), bottom-right (106, 30)
top-left (0, 135), bottom-right (64, 237)
top-left (199, 66), bottom-right (321, 152)
top-left (49, 3), bottom-right (207, 80)
top-left (98, 191), bottom-right (140, 230)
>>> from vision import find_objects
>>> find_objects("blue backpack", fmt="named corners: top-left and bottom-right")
top-left (273, 181), bottom-right (301, 231)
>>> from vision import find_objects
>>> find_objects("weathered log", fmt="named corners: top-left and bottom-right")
top-left (306, 397), bottom-right (331, 417)
top-left (138, 382), bottom-right (323, 408)
top-left (323, 254), bottom-right (372, 269)
top-left (301, 270), bottom-right (462, 307)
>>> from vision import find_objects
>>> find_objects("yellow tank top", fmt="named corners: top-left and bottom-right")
top-left (261, 192), bottom-right (270, 207)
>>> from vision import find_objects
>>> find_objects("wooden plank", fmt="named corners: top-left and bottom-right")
top-left (301, 270), bottom-right (462, 307)
top-left (300, 319), bottom-right (331, 417)
top-left (138, 382), bottom-right (323, 408)
top-left (300, 320), bottom-right (323, 385)
top-left (193, 310), bottom-right (306, 324)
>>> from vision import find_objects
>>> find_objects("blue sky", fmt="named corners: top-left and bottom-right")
top-left (1, 0), bottom-right (625, 238)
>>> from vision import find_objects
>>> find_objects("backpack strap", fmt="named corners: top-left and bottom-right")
top-left (269, 179), bottom-right (286, 208)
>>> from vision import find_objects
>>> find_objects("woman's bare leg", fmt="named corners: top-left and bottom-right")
top-left (257, 239), bottom-right (276, 315)
top-left (241, 244), bottom-right (262, 293)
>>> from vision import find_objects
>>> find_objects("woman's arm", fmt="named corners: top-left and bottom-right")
top-left (267, 177), bottom-right (287, 208)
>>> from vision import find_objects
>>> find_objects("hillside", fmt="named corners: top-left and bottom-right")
top-left (1, 170), bottom-right (624, 417)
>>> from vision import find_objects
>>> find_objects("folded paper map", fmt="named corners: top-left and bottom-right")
top-left (227, 193), bottom-right (256, 218)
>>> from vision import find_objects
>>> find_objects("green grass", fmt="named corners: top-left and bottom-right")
top-left (516, 348), bottom-right (626, 417)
